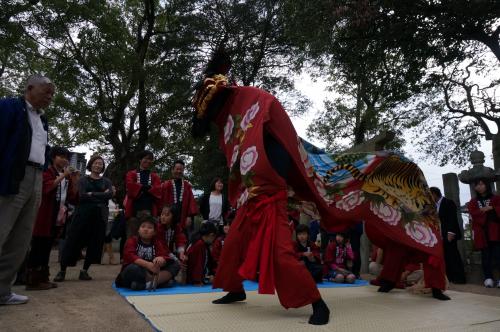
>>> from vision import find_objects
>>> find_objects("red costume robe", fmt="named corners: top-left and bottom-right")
top-left (211, 234), bottom-right (226, 271)
top-left (32, 166), bottom-right (78, 237)
top-left (211, 86), bottom-right (446, 309)
top-left (124, 169), bottom-right (162, 218)
top-left (186, 239), bottom-right (214, 284)
top-left (161, 179), bottom-right (199, 229)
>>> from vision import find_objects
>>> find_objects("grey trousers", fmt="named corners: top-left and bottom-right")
top-left (0, 166), bottom-right (42, 296)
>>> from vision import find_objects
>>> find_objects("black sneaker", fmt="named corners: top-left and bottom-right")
top-left (79, 270), bottom-right (92, 281)
top-left (54, 271), bottom-right (66, 282)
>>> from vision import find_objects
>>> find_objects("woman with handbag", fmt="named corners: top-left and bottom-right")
top-left (26, 147), bottom-right (79, 290)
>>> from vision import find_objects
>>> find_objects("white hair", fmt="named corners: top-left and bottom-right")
top-left (25, 74), bottom-right (54, 91)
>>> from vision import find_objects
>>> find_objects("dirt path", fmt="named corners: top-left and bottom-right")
top-left (0, 254), bottom-right (152, 332)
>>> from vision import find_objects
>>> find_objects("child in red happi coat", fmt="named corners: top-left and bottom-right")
top-left (324, 233), bottom-right (356, 284)
top-left (116, 216), bottom-right (179, 290)
top-left (157, 205), bottom-right (188, 262)
top-left (186, 222), bottom-right (218, 285)
top-left (294, 224), bottom-right (323, 283)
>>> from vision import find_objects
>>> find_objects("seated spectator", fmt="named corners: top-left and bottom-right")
top-left (212, 221), bottom-right (231, 273)
top-left (324, 233), bottom-right (356, 284)
top-left (186, 223), bottom-right (217, 286)
top-left (294, 224), bottom-right (323, 283)
top-left (369, 245), bottom-right (384, 277)
top-left (369, 246), bottom-right (423, 289)
top-left (157, 205), bottom-right (188, 262)
top-left (115, 215), bottom-right (179, 290)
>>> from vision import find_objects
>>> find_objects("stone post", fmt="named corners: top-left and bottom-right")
top-left (442, 173), bottom-right (466, 259)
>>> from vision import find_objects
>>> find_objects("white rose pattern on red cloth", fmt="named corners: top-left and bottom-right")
top-left (240, 102), bottom-right (260, 131)
top-left (369, 201), bottom-right (401, 226)
top-left (237, 189), bottom-right (249, 208)
top-left (405, 221), bottom-right (438, 247)
top-left (335, 190), bottom-right (365, 211)
top-left (240, 146), bottom-right (258, 175)
top-left (230, 145), bottom-right (239, 168)
top-left (224, 115), bottom-right (234, 144)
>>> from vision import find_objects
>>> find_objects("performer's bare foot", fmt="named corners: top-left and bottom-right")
top-left (308, 299), bottom-right (330, 325)
top-left (432, 288), bottom-right (450, 301)
top-left (212, 291), bottom-right (246, 304)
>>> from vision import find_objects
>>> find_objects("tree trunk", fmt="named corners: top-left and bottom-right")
top-left (491, 134), bottom-right (500, 191)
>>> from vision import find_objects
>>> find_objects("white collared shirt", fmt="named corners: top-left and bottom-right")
top-left (436, 196), bottom-right (444, 212)
top-left (26, 101), bottom-right (47, 165)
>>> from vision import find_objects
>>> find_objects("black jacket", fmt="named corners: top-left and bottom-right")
top-left (438, 197), bottom-right (462, 241)
top-left (0, 96), bottom-right (49, 195)
top-left (199, 192), bottom-right (229, 222)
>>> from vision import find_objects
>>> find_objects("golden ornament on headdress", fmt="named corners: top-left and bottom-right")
top-left (193, 74), bottom-right (228, 119)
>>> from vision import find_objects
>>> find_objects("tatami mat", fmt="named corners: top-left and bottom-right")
top-left (124, 286), bottom-right (500, 332)
top-left (114, 279), bottom-right (368, 297)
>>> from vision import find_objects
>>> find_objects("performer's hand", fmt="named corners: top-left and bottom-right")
top-left (447, 233), bottom-right (455, 242)
top-left (185, 217), bottom-right (192, 228)
top-left (153, 257), bottom-right (166, 267)
top-left (208, 275), bottom-right (214, 283)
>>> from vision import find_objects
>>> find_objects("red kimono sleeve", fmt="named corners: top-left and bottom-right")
top-left (154, 238), bottom-right (171, 262)
top-left (42, 169), bottom-right (57, 195)
top-left (468, 199), bottom-right (487, 226)
top-left (311, 242), bottom-right (321, 262)
top-left (122, 237), bottom-right (141, 266)
top-left (175, 224), bottom-right (188, 252)
top-left (161, 181), bottom-right (173, 205)
top-left (150, 173), bottom-right (162, 199)
top-left (212, 238), bottom-right (223, 265)
top-left (184, 182), bottom-right (199, 217)
top-left (67, 176), bottom-right (79, 205)
top-left (186, 241), bottom-right (205, 284)
top-left (491, 195), bottom-right (500, 219)
top-left (126, 170), bottom-right (142, 199)
top-left (324, 242), bottom-right (335, 265)
top-left (293, 242), bottom-right (303, 260)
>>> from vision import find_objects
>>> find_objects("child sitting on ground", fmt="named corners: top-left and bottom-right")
top-left (211, 221), bottom-right (231, 273)
top-left (294, 224), bottom-right (324, 283)
top-left (157, 205), bottom-right (188, 262)
top-left (115, 215), bottom-right (180, 290)
top-left (324, 233), bottom-right (356, 284)
top-left (186, 222), bottom-right (217, 286)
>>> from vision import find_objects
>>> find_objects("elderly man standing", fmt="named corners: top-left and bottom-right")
top-left (0, 75), bottom-right (54, 305)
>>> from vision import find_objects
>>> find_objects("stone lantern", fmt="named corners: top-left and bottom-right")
top-left (458, 151), bottom-right (500, 197)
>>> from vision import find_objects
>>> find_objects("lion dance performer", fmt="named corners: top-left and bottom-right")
top-left (191, 50), bottom-right (448, 326)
